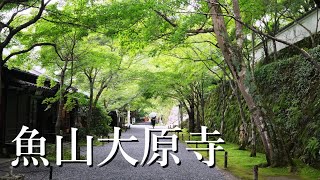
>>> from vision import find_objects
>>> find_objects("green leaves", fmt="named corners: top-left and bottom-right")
top-left (36, 75), bottom-right (47, 87)
top-left (304, 137), bottom-right (320, 164)
top-left (253, 46), bottom-right (320, 165)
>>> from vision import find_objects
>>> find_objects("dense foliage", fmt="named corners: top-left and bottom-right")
top-left (89, 106), bottom-right (112, 137)
top-left (204, 46), bottom-right (320, 167)
top-left (255, 46), bottom-right (320, 167)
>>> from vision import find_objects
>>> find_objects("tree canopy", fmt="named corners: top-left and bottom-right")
top-left (1, 0), bottom-right (320, 170)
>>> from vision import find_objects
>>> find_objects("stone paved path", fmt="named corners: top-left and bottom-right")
top-left (0, 123), bottom-right (230, 180)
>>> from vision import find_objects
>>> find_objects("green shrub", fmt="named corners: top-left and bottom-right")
top-left (181, 120), bottom-right (188, 130)
top-left (303, 137), bottom-right (320, 166)
top-left (89, 106), bottom-right (112, 137)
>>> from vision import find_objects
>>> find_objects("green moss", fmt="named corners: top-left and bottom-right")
top-left (46, 143), bottom-right (85, 162)
top-left (178, 131), bottom-right (320, 180)
top-left (78, 138), bottom-right (105, 147)
top-left (46, 144), bottom-right (71, 162)
top-left (198, 46), bottom-right (320, 169)
top-left (253, 46), bottom-right (320, 166)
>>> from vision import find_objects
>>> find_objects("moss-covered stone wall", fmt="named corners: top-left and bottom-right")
top-left (204, 46), bottom-right (320, 167)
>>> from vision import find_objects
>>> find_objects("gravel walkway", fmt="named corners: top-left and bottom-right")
top-left (0, 123), bottom-right (230, 180)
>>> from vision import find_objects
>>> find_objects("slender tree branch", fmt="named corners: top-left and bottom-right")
top-left (186, 28), bottom-right (215, 34)
top-left (189, 40), bottom-right (219, 48)
top-left (0, 1), bottom-right (6, 10)
top-left (154, 10), bottom-right (177, 27)
top-left (285, 15), bottom-right (315, 47)
top-left (7, 5), bottom-right (31, 26)
top-left (1, 0), bottom-right (51, 49)
top-left (202, 61), bottom-right (222, 80)
top-left (3, 42), bottom-right (56, 65)
top-left (214, 12), bottom-right (320, 71)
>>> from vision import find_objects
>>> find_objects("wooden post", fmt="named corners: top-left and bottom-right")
top-left (196, 143), bottom-right (198, 148)
top-left (181, 134), bottom-right (184, 141)
top-left (224, 151), bottom-right (228, 169)
top-left (188, 134), bottom-right (190, 141)
top-left (49, 166), bottom-right (53, 180)
top-left (76, 146), bottom-right (80, 159)
top-left (253, 165), bottom-right (258, 180)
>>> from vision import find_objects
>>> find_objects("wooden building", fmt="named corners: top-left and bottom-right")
top-left (0, 67), bottom-right (77, 155)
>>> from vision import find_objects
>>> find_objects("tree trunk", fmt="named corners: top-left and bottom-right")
top-left (273, 3), bottom-right (278, 62)
top-left (272, 39), bottom-right (277, 61)
top-left (239, 122), bottom-right (248, 150)
top-left (220, 88), bottom-right (226, 136)
top-left (179, 102), bottom-right (183, 128)
top-left (200, 80), bottom-right (205, 127)
top-left (209, 0), bottom-right (290, 166)
top-left (196, 102), bottom-right (201, 133)
top-left (234, 83), bottom-right (248, 150)
top-left (201, 96), bottom-right (205, 127)
top-left (88, 81), bottom-right (94, 128)
top-left (55, 100), bottom-right (64, 135)
top-left (262, 38), bottom-right (270, 64)
top-left (93, 75), bottom-right (113, 108)
top-left (251, 31), bottom-right (256, 77)
top-left (93, 86), bottom-right (104, 108)
top-left (250, 117), bottom-right (257, 157)
top-left (188, 99), bottom-right (195, 133)
top-left (0, 60), bottom-right (4, 151)
top-left (220, 73), bottom-right (227, 136)
top-left (55, 61), bottom-right (68, 135)
top-left (219, 117), bottom-right (224, 136)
